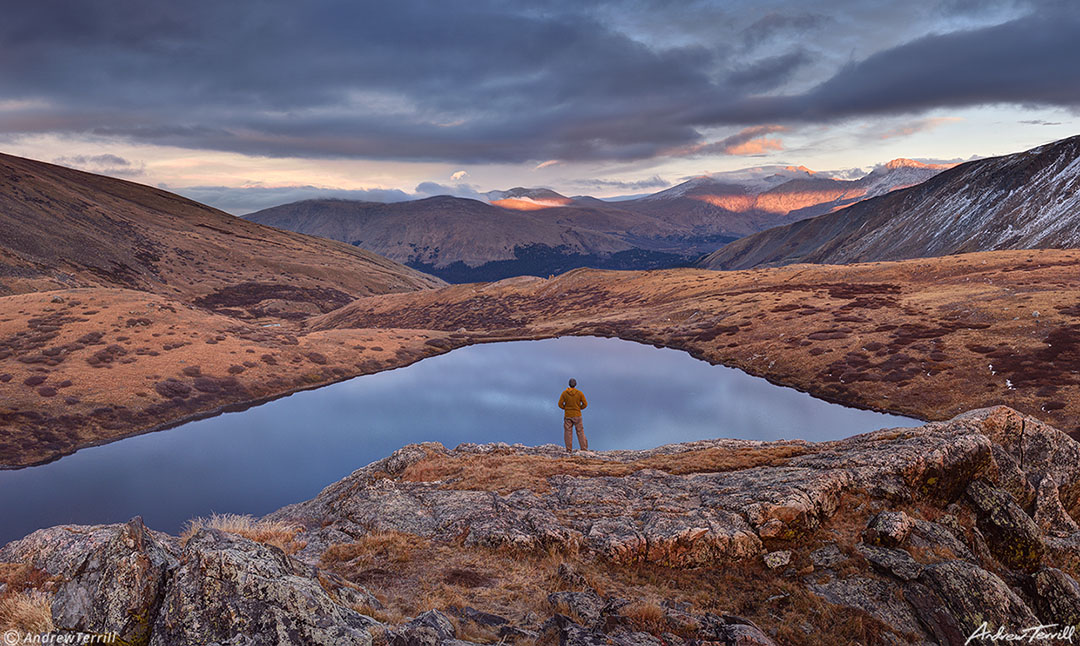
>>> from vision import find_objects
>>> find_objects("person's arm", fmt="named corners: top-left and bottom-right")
top-left (579, 392), bottom-right (588, 409)
top-left (558, 392), bottom-right (567, 409)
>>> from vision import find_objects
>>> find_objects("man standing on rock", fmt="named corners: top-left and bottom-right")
top-left (559, 378), bottom-right (588, 452)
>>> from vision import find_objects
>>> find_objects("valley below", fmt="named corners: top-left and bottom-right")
top-left (5, 247), bottom-right (1078, 470)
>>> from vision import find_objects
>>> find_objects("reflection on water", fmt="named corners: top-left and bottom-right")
top-left (0, 337), bottom-right (918, 543)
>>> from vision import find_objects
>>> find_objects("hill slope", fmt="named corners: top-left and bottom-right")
top-left (0, 152), bottom-right (442, 317)
top-left (245, 196), bottom-right (691, 282)
top-left (700, 135), bottom-right (1080, 270)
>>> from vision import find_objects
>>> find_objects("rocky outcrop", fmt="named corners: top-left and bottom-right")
top-left (0, 523), bottom-right (379, 645)
top-left (1026, 568), bottom-right (1080, 628)
top-left (919, 559), bottom-right (1040, 632)
top-left (270, 408), bottom-right (1012, 568)
top-left (2, 406), bottom-right (1079, 644)
top-left (857, 544), bottom-right (923, 581)
top-left (863, 511), bottom-right (914, 548)
top-left (390, 609), bottom-right (458, 646)
top-left (266, 407), bottom-right (1079, 643)
top-left (151, 528), bottom-right (379, 646)
top-left (964, 480), bottom-right (1046, 571)
top-left (0, 517), bottom-right (177, 644)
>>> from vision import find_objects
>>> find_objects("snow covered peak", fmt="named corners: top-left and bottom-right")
top-left (884, 158), bottom-right (954, 170)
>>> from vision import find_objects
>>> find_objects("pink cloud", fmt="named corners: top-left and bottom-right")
top-left (666, 125), bottom-right (787, 157)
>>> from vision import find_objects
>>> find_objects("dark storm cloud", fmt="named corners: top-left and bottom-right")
top-left (690, 8), bottom-right (1080, 125)
top-left (726, 50), bottom-right (812, 92)
top-left (740, 12), bottom-right (830, 47)
top-left (0, 0), bottom-right (721, 162)
top-left (798, 9), bottom-right (1080, 116)
top-left (0, 0), bottom-right (1077, 164)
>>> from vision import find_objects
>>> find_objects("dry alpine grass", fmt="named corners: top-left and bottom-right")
top-left (321, 531), bottom-right (428, 568)
top-left (400, 445), bottom-right (812, 493)
top-left (10, 247), bottom-right (1080, 473)
top-left (0, 590), bottom-right (53, 633)
top-left (317, 530), bottom-right (904, 646)
top-left (182, 513), bottom-right (305, 555)
top-left (0, 562), bottom-right (54, 633)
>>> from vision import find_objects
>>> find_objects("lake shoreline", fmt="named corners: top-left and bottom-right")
top-left (0, 337), bottom-right (917, 544)
top-left (0, 329), bottom-right (927, 471)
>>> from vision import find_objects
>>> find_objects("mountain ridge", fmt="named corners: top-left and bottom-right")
top-left (699, 135), bottom-right (1080, 270)
top-left (245, 159), bottom-right (948, 282)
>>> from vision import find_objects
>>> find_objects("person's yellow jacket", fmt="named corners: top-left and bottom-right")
top-left (558, 388), bottom-right (588, 417)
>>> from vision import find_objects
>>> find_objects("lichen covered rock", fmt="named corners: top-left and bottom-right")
top-left (965, 480), bottom-right (1045, 572)
top-left (863, 511), bottom-right (914, 548)
top-left (150, 528), bottom-right (378, 646)
top-left (0, 517), bottom-right (177, 644)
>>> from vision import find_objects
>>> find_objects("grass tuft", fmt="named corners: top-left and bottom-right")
top-left (620, 600), bottom-right (669, 633)
top-left (182, 513), bottom-right (305, 554)
top-left (0, 590), bottom-right (54, 633)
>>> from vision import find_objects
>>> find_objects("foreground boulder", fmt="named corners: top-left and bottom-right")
top-left (0, 523), bottom-right (378, 645)
top-left (918, 559), bottom-right (1040, 632)
top-left (0, 517), bottom-right (177, 644)
top-left (964, 479), bottom-right (1046, 571)
top-left (151, 529), bottom-right (379, 646)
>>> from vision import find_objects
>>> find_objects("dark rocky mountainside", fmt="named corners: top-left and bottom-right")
top-left (700, 135), bottom-right (1080, 270)
top-left (0, 152), bottom-right (442, 316)
top-left (4, 407), bottom-right (1080, 644)
top-left (244, 162), bottom-right (944, 283)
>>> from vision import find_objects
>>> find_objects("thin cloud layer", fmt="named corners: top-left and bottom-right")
top-left (0, 0), bottom-right (1076, 165)
top-left (573, 176), bottom-right (671, 191)
top-left (53, 153), bottom-right (145, 176)
top-left (173, 181), bottom-right (493, 214)
top-left (172, 185), bottom-right (416, 214)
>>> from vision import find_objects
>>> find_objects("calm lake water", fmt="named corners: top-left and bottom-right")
top-left (0, 337), bottom-right (918, 544)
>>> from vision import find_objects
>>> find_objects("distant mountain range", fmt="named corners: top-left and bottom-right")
top-left (246, 160), bottom-right (947, 282)
top-left (700, 135), bottom-right (1080, 270)
top-left (0, 152), bottom-right (441, 317)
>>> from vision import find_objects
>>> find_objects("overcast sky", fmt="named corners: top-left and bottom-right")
top-left (1, 0), bottom-right (1078, 213)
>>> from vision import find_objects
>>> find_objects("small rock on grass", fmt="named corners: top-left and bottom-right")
top-left (763, 550), bottom-right (791, 570)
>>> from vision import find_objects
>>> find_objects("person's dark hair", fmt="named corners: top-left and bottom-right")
top-left (568, 378), bottom-right (577, 387)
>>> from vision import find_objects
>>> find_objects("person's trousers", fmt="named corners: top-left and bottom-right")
top-left (563, 416), bottom-right (587, 451)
